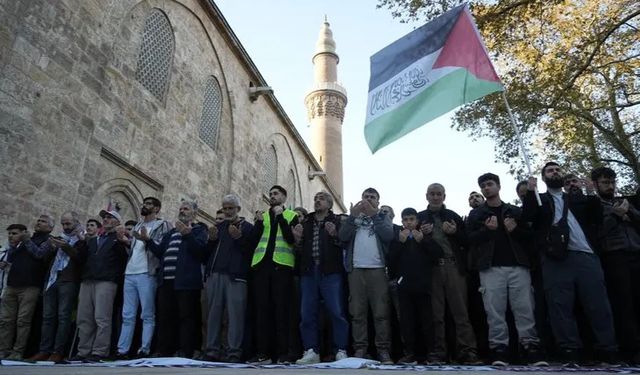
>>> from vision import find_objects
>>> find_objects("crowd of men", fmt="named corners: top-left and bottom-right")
top-left (0, 161), bottom-right (639, 367)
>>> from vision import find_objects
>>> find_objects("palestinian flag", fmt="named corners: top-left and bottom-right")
top-left (364, 3), bottom-right (503, 153)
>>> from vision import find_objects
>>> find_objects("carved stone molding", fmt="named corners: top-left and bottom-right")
top-left (305, 93), bottom-right (347, 122)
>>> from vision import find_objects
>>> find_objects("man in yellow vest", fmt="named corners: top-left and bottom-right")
top-left (250, 185), bottom-right (299, 364)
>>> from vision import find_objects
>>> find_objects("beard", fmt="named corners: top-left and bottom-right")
top-left (599, 190), bottom-right (614, 200)
top-left (140, 207), bottom-right (151, 216)
top-left (545, 176), bottom-right (564, 189)
top-left (178, 213), bottom-right (191, 223)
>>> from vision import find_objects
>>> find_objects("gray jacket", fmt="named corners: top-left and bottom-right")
top-left (338, 212), bottom-right (394, 273)
top-left (127, 219), bottom-right (172, 276)
top-left (599, 199), bottom-right (640, 253)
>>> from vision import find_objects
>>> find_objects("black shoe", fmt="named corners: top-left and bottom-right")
top-left (595, 350), bottom-right (624, 367)
top-left (491, 345), bottom-right (509, 366)
top-left (114, 352), bottom-right (130, 361)
top-left (458, 350), bottom-right (483, 365)
top-left (85, 354), bottom-right (106, 363)
top-left (426, 353), bottom-right (447, 365)
top-left (68, 355), bottom-right (85, 362)
top-left (559, 348), bottom-right (580, 367)
top-left (398, 354), bottom-right (417, 365)
top-left (136, 349), bottom-right (150, 359)
top-left (227, 355), bottom-right (242, 363)
top-left (248, 355), bottom-right (272, 365)
top-left (524, 345), bottom-right (548, 366)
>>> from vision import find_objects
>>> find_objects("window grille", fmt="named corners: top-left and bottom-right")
top-left (135, 9), bottom-right (174, 102)
top-left (261, 145), bottom-right (278, 193)
top-left (199, 76), bottom-right (222, 149)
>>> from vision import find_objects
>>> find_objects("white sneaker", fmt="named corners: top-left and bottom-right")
top-left (335, 350), bottom-right (348, 361)
top-left (296, 349), bottom-right (320, 365)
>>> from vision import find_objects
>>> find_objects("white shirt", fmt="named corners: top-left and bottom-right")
top-left (549, 189), bottom-right (593, 253)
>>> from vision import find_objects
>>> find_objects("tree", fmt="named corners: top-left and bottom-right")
top-left (378, 0), bottom-right (640, 192)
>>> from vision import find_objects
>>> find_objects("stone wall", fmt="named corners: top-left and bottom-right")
top-left (0, 0), bottom-right (341, 242)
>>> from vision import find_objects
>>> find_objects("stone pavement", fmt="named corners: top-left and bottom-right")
top-left (0, 364), bottom-right (629, 375)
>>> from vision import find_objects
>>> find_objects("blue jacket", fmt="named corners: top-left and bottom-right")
top-left (147, 222), bottom-right (209, 290)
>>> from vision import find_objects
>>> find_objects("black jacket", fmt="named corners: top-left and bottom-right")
top-left (389, 231), bottom-right (443, 293)
top-left (205, 218), bottom-right (254, 282)
top-left (522, 190), bottom-right (602, 255)
top-left (599, 198), bottom-right (640, 253)
top-left (77, 232), bottom-right (128, 283)
top-left (297, 211), bottom-right (344, 276)
top-left (417, 207), bottom-right (469, 273)
top-left (6, 231), bottom-right (50, 288)
top-left (466, 202), bottom-right (534, 271)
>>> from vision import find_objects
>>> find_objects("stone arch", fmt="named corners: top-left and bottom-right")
top-left (88, 178), bottom-right (145, 222)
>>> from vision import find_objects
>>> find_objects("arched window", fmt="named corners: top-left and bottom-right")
top-left (261, 145), bottom-right (278, 193)
top-left (135, 9), bottom-right (175, 102)
top-left (199, 76), bottom-right (222, 150)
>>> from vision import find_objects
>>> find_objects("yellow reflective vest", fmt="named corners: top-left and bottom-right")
top-left (251, 209), bottom-right (296, 268)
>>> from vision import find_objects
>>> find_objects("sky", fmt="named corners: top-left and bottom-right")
top-left (216, 0), bottom-right (524, 221)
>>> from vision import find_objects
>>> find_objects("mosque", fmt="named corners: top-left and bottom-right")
top-left (0, 0), bottom-right (347, 230)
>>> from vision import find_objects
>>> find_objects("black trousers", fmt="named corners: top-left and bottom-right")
top-left (252, 262), bottom-right (293, 359)
top-left (156, 279), bottom-right (200, 357)
top-left (398, 288), bottom-right (432, 355)
top-left (601, 251), bottom-right (640, 358)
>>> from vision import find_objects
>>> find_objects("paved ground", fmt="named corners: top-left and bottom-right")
top-left (0, 365), bottom-right (629, 375)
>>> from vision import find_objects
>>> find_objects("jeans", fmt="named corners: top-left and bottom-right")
top-left (300, 265), bottom-right (348, 352)
top-left (39, 281), bottom-right (79, 354)
top-left (479, 266), bottom-right (539, 349)
top-left (117, 273), bottom-right (157, 354)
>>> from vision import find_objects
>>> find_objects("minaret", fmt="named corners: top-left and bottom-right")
top-left (305, 16), bottom-right (347, 199)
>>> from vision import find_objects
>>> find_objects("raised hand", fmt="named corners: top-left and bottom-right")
top-left (412, 229), bottom-right (424, 242)
top-left (325, 222), bottom-right (337, 237)
top-left (272, 206), bottom-right (283, 216)
top-left (207, 225), bottom-right (218, 242)
top-left (503, 217), bottom-right (517, 233)
top-left (527, 176), bottom-right (537, 191)
top-left (255, 210), bottom-right (265, 222)
top-left (485, 216), bottom-right (498, 230)
top-left (228, 223), bottom-right (241, 239)
top-left (292, 223), bottom-right (304, 243)
top-left (175, 220), bottom-right (192, 236)
top-left (115, 225), bottom-right (130, 243)
top-left (442, 220), bottom-right (457, 234)
top-left (420, 223), bottom-right (433, 235)
top-left (398, 229), bottom-right (410, 243)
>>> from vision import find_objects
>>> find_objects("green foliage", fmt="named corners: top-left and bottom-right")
top-left (377, 0), bottom-right (640, 192)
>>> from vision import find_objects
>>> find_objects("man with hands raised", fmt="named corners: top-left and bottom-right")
top-left (338, 188), bottom-right (394, 364)
top-left (249, 185), bottom-right (299, 364)
top-left (418, 183), bottom-right (481, 365)
top-left (466, 173), bottom-right (544, 366)
top-left (203, 194), bottom-right (253, 363)
top-left (74, 209), bottom-right (129, 362)
top-left (293, 191), bottom-right (348, 364)
top-left (522, 162), bottom-right (618, 365)
top-left (389, 208), bottom-right (443, 365)
top-left (116, 197), bottom-right (171, 359)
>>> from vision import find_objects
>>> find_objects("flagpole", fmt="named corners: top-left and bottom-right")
top-left (501, 91), bottom-right (542, 206)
